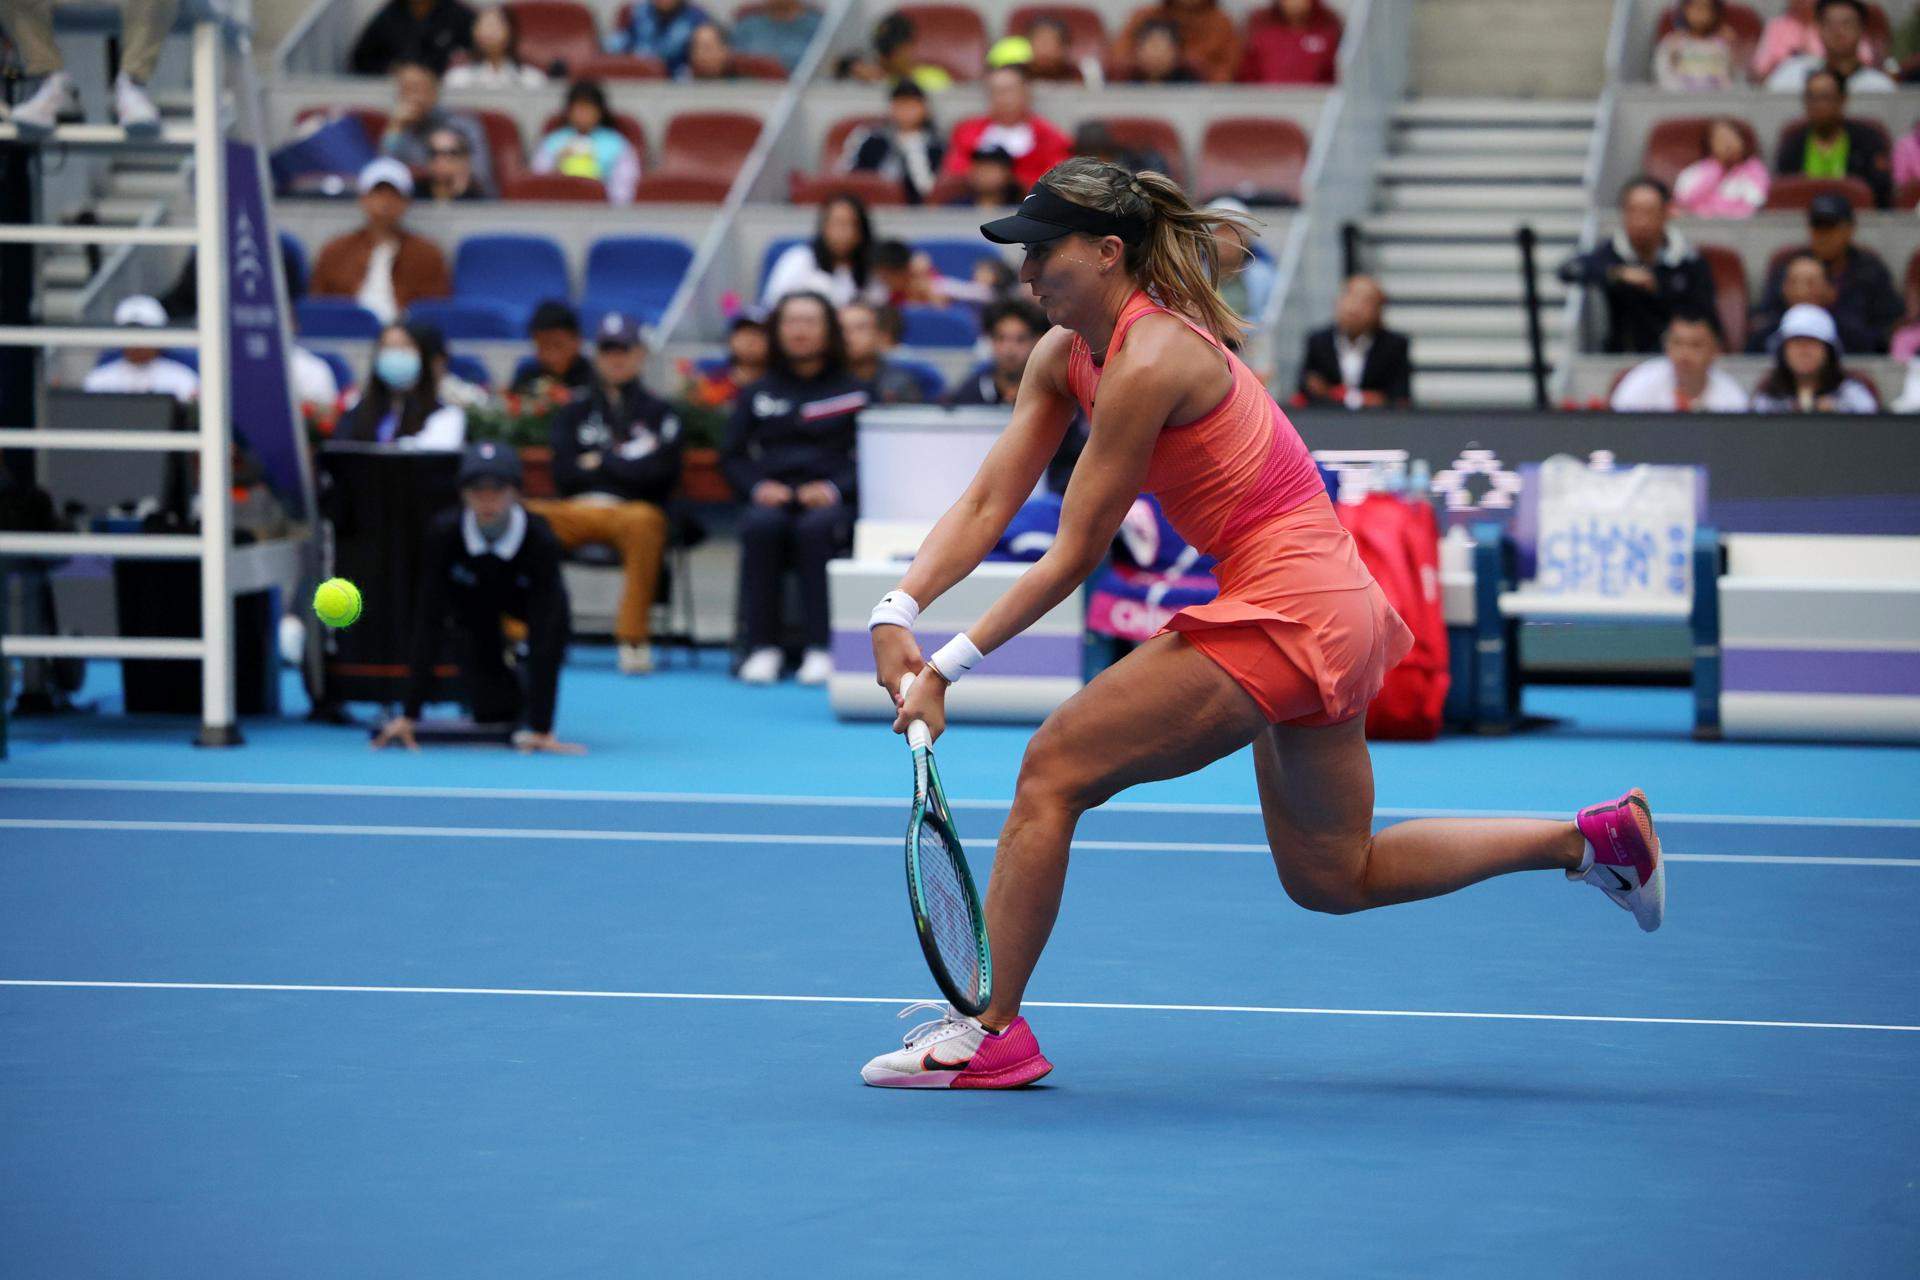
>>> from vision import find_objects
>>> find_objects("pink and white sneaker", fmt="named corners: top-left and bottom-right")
top-left (1572, 788), bottom-right (1666, 932)
top-left (860, 1001), bottom-right (1054, 1089)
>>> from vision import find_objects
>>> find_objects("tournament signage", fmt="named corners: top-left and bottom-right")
top-left (224, 139), bottom-right (307, 519)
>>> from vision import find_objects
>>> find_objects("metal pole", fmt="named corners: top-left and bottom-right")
top-left (192, 21), bottom-right (240, 746)
top-left (1516, 224), bottom-right (1549, 411)
top-left (1340, 220), bottom-right (1361, 280)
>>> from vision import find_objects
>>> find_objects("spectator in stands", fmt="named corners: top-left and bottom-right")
top-left (1609, 311), bottom-right (1749, 411)
top-left (1750, 303), bottom-right (1881, 411)
top-left (1753, 0), bottom-right (1840, 80)
top-left (869, 241), bottom-right (935, 306)
top-left (423, 125), bottom-right (487, 202)
top-left (526, 311), bottom-right (680, 676)
top-left (1239, 0), bottom-right (1342, 86)
top-left (380, 58), bottom-right (496, 197)
top-left (1767, 0), bottom-right (1896, 91)
top-left (290, 340), bottom-right (343, 414)
top-left (947, 297), bottom-right (1048, 406)
top-left (83, 295), bottom-right (198, 403)
top-left (1297, 275), bottom-right (1413, 409)
top-left (445, 5), bottom-right (545, 88)
top-left (840, 301), bottom-right (925, 404)
top-left (1896, 115), bottom-right (1920, 187)
top-left (533, 79), bottom-right (641, 204)
top-left (949, 146), bottom-right (1025, 208)
top-left (1209, 197), bottom-right (1276, 325)
top-left (310, 160), bottom-right (452, 324)
top-left (698, 313), bottom-right (772, 407)
top-left (1749, 194), bottom-right (1903, 353)
top-left (1022, 17), bottom-right (1087, 84)
top-left (1116, 0), bottom-right (1240, 83)
top-left (608, 0), bottom-right (713, 76)
top-left (839, 80), bottom-right (945, 205)
top-left (762, 193), bottom-right (877, 307)
top-left (725, 291), bottom-right (865, 687)
top-left (1673, 118), bottom-right (1770, 218)
top-left (1775, 68), bottom-right (1893, 207)
top-left (1653, 0), bottom-right (1739, 90)
top-left (1557, 175), bottom-right (1716, 354)
top-left (1127, 20), bottom-right (1200, 84)
top-left (513, 301), bottom-right (595, 397)
top-left (682, 21), bottom-right (740, 79)
top-left (838, 13), bottom-right (952, 92)
top-left (4, 0), bottom-right (170, 134)
top-left (351, 0), bottom-right (475, 76)
top-left (942, 65), bottom-right (1073, 191)
top-left (732, 0), bottom-right (822, 73)
top-left (377, 443), bottom-right (580, 754)
top-left (1071, 121), bottom-right (1172, 178)
top-left (339, 321), bottom-right (467, 448)
top-left (1748, 251), bottom-right (1842, 349)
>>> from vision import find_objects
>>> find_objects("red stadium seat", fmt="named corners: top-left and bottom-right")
top-left (1762, 175), bottom-right (1875, 211)
top-left (822, 115), bottom-right (884, 168)
top-left (1904, 249), bottom-right (1919, 318)
top-left (789, 172), bottom-right (909, 205)
top-left (1197, 117), bottom-right (1308, 205)
top-left (501, 172), bottom-right (608, 201)
top-left (657, 111), bottom-right (760, 176)
top-left (1096, 115), bottom-right (1187, 186)
top-left (1640, 116), bottom-right (1762, 189)
top-left (927, 173), bottom-right (972, 205)
top-left (503, 0), bottom-right (600, 74)
top-left (631, 173), bottom-right (735, 201)
top-left (471, 108), bottom-right (529, 182)
top-left (1005, 5), bottom-right (1109, 63)
top-left (730, 53), bottom-right (791, 81)
top-left (894, 5), bottom-right (988, 81)
top-left (1653, 2), bottom-right (1763, 73)
top-left (1897, 181), bottom-right (1920, 214)
top-left (1695, 243), bottom-right (1751, 352)
top-left (541, 110), bottom-right (648, 161)
top-left (570, 52), bottom-right (668, 79)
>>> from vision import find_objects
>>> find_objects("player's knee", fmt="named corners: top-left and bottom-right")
top-left (1016, 730), bottom-right (1109, 815)
top-left (1274, 843), bottom-right (1376, 915)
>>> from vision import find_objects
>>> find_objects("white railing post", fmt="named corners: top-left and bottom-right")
top-left (193, 19), bottom-right (239, 746)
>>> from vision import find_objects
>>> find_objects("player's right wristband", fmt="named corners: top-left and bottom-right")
top-left (868, 590), bottom-right (920, 631)
top-left (927, 633), bottom-right (983, 683)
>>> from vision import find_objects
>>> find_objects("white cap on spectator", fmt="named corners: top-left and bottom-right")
top-left (1773, 303), bottom-right (1842, 356)
top-left (1206, 196), bottom-right (1253, 218)
top-left (357, 157), bottom-right (414, 197)
top-left (113, 294), bottom-right (168, 327)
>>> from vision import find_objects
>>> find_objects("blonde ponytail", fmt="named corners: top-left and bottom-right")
top-left (1037, 157), bottom-right (1258, 346)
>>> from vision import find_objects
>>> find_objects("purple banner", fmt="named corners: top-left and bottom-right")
top-left (831, 630), bottom-right (1082, 678)
top-left (225, 139), bottom-right (307, 519)
top-left (1723, 648), bottom-right (1920, 697)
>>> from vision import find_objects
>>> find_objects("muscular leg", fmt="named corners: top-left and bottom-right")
top-left (1254, 716), bottom-right (1586, 915)
top-left (981, 632), bottom-right (1269, 1027)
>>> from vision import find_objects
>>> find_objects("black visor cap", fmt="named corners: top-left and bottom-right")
top-left (980, 184), bottom-right (1148, 247)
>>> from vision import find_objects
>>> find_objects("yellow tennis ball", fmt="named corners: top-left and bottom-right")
top-left (313, 577), bottom-right (362, 629)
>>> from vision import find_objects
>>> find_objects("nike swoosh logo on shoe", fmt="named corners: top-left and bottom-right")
top-left (922, 1052), bottom-right (973, 1072)
top-left (1599, 866), bottom-right (1633, 893)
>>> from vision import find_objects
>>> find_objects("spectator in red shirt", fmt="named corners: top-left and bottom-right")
top-left (1239, 0), bottom-right (1341, 85)
top-left (941, 64), bottom-right (1072, 191)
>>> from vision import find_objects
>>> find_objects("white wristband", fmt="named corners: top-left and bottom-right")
top-left (928, 633), bottom-right (983, 683)
top-left (868, 589), bottom-right (920, 632)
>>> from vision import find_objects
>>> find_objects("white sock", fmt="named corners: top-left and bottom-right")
top-left (1573, 840), bottom-right (1596, 876)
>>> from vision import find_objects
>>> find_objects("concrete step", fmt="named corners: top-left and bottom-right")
top-left (1371, 241), bottom-right (1564, 272)
top-left (1405, 335), bottom-right (1543, 368)
top-left (1381, 183), bottom-right (1589, 212)
top-left (1411, 370), bottom-right (1546, 407)
top-left (1391, 303), bottom-right (1569, 337)
top-left (40, 288), bottom-right (85, 324)
top-left (1360, 211), bottom-right (1588, 241)
top-left (1377, 154), bottom-right (1588, 183)
top-left (1378, 271), bottom-right (1569, 303)
top-left (1394, 125), bottom-right (1592, 154)
top-left (108, 169), bottom-right (186, 198)
top-left (1393, 99), bottom-right (1598, 126)
top-left (41, 255), bottom-right (92, 288)
top-left (92, 196), bottom-right (160, 225)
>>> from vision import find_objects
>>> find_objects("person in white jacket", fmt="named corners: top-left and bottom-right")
top-left (1609, 311), bottom-right (1750, 412)
top-left (83, 296), bottom-right (199, 404)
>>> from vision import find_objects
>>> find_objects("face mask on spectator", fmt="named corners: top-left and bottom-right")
top-left (377, 347), bottom-right (422, 390)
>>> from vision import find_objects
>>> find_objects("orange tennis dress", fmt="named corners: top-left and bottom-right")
top-left (1066, 291), bottom-right (1413, 726)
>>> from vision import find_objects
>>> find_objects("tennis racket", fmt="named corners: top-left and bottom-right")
top-left (898, 673), bottom-right (992, 1016)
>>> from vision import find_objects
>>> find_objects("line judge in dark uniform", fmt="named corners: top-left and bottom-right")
top-left (1297, 274), bottom-right (1414, 409)
top-left (374, 443), bottom-right (584, 754)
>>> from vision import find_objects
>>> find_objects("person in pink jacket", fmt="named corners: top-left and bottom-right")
top-left (1673, 118), bottom-right (1771, 218)
top-left (1893, 118), bottom-right (1920, 189)
top-left (1750, 0), bottom-right (1874, 80)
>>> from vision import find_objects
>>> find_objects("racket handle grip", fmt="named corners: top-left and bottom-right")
top-left (899, 673), bottom-right (931, 751)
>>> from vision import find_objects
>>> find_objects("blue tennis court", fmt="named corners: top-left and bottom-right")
top-left (2, 661), bottom-right (1916, 1276)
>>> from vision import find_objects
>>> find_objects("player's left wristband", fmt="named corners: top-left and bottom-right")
top-left (927, 633), bottom-right (983, 683)
top-left (868, 590), bottom-right (920, 632)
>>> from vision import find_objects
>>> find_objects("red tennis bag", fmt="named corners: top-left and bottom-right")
top-left (1335, 493), bottom-right (1449, 740)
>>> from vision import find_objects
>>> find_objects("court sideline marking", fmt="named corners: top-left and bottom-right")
top-left (0, 817), bottom-right (1913, 866)
top-left (1, 979), bottom-right (1914, 1034)
top-left (2, 778), bottom-right (1916, 829)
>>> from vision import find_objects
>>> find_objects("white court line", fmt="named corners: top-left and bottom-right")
top-left (2, 979), bottom-right (1915, 1034)
top-left (1, 778), bottom-right (1916, 829)
top-left (0, 817), bottom-right (1915, 865)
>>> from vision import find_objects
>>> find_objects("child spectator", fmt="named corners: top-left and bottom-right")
top-left (1767, 0), bottom-right (1896, 92)
top-left (841, 301), bottom-right (926, 404)
top-left (1609, 311), bottom-right (1749, 411)
top-left (1239, 0), bottom-right (1342, 86)
top-left (338, 321), bottom-right (467, 449)
top-left (83, 295), bottom-right (198, 403)
top-left (1021, 17), bottom-right (1086, 84)
top-left (1892, 115), bottom-right (1920, 187)
top-left (1750, 303), bottom-right (1880, 411)
top-left (422, 125), bottom-right (487, 202)
top-left (512, 300), bottom-right (595, 397)
top-left (838, 13), bottom-right (953, 93)
top-left (309, 160), bottom-right (452, 324)
top-left (1115, 0), bottom-right (1240, 84)
top-left (532, 80), bottom-right (641, 204)
top-left (732, 0), bottom-right (822, 72)
top-left (607, 0), bottom-right (714, 76)
top-left (1654, 0), bottom-right (1738, 91)
top-left (682, 21), bottom-right (740, 80)
top-left (941, 65), bottom-right (1072, 190)
top-left (1128, 20), bottom-right (1199, 83)
top-left (1673, 118), bottom-right (1770, 217)
top-left (380, 57), bottom-right (495, 196)
top-left (351, 0), bottom-right (475, 76)
top-left (724, 292), bottom-right (867, 687)
top-left (1748, 195), bottom-right (1903, 353)
top-left (694, 314), bottom-right (772, 408)
top-left (763, 193), bottom-right (878, 308)
top-left (949, 146), bottom-right (1025, 208)
top-left (1557, 175), bottom-right (1717, 354)
top-left (1774, 68), bottom-right (1892, 207)
top-left (838, 80), bottom-right (945, 205)
top-left (445, 5), bottom-right (545, 88)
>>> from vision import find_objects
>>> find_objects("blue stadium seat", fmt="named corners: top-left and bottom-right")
top-left (279, 230), bottom-right (309, 300)
top-left (453, 234), bottom-right (571, 328)
top-left (92, 347), bottom-right (201, 370)
top-left (899, 304), bottom-right (978, 348)
top-left (293, 298), bottom-right (382, 339)
top-left (581, 236), bottom-right (693, 328)
top-left (917, 238), bottom-right (1001, 282)
top-left (694, 355), bottom-right (729, 377)
top-left (889, 356), bottom-right (946, 401)
top-left (406, 297), bottom-right (523, 340)
top-left (445, 352), bottom-right (493, 388)
top-left (312, 347), bottom-right (356, 393)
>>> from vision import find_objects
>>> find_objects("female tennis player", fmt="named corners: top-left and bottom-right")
top-left (860, 158), bottom-right (1664, 1089)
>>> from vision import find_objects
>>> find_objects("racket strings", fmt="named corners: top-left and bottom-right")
top-left (917, 825), bottom-right (983, 999)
